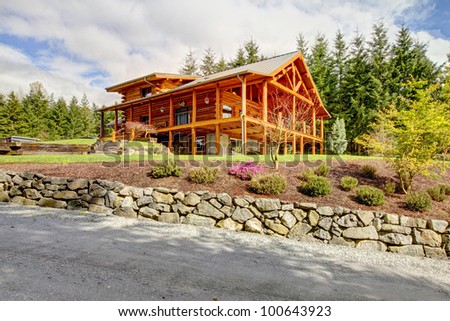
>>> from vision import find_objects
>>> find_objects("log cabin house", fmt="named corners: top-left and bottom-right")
top-left (99, 51), bottom-right (331, 155)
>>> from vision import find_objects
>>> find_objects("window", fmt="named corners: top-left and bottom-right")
top-left (175, 107), bottom-right (190, 125)
top-left (141, 87), bottom-right (152, 98)
top-left (223, 104), bottom-right (232, 118)
top-left (140, 116), bottom-right (149, 124)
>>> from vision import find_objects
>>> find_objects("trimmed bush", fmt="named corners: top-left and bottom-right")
top-left (438, 184), bottom-right (450, 196)
top-left (384, 181), bottom-right (397, 197)
top-left (314, 163), bottom-right (331, 177)
top-left (250, 173), bottom-right (286, 195)
top-left (405, 191), bottom-right (432, 212)
top-left (150, 160), bottom-right (182, 178)
top-left (188, 166), bottom-right (219, 184)
top-left (426, 185), bottom-right (447, 202)
top-left (340, 176), bottom-right (358, 191)
top-left (360, 164), bottom-right (377, 179)
top-left (299, 175), bottom-right (331, 197)
top-left (299, 168), bottom-right (315, 181)
top-left (356, 186), bottom-right (384, 206)
top-left (228, 161), bottom-right (264, 180)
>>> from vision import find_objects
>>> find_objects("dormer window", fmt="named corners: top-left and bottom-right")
top-left (141, 87), bottom-right (152, 98)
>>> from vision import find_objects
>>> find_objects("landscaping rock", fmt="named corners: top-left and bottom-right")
top-left (183, 192), bottom-right (201, 206)
top-left (152, 191), bottom-right (174, 204)
top-left (263, 210), bottom-right (279, 219)
top-left (380, 224), bottom-right (412, 234)
top-left (400, 216), bottom-right (427, 228)
top-left (337, 214), bottom-right (358, 228)
top-left (383, 213), bottom-right (399, 225)
top-left (281, 211), bottom-right (297, 229)
top-left (318, 217), bottom-right (333, 231)
top-left (233, 197), bottom-right (249, 207)
top-left (121, 196), bottom-right (134, 208)
top-left (217, 193), bottom-right (232, 206)
top-left (244, 218), bottom-right (264, 233)
top-left (11, 196), bottom-right (37, 206)
top-left (53, 190), bottom-right (78, 200)
top-left (342, 226), bottom-right (378, 240)
top-left (139, 207), bottom-right (159, 219)
top-left (0, 172), bottom-right (11, 183)
top-left (287, 222), bottom-right (312, 240)
top-left (388, 245), bottom-right (424, 257)
top-left (220, 205), bottom-right (233, 217)
top-left (172, 203), bottom-right (194, 215)
top-left (216, 218), bottom-right (242, 231)
top-left (113, 207), bottom-right (137, 218)
top-left (313, 229), bottom-right (331, 240)
top-left (356, 240), bottom-right (387, 252)
top-left (37, 197), bottom-right (67, 209)
top-left (264, 219), bottom-right (289, 236)
top-left (158, 212), bottom-right (180, 224)
top-left (0, 191), bottom-right (10, 202)
top-left (329, 237), bottom-right (355, 247)
top-left (209, 198), bottom-right (222, 210)
top-left (23, 188), bottom-right (42, 200)
top-left (423, 246), bottom-right (447, 260)
top-left (356, 210), bottom-right (375, 226)
top-left (281, 203), bottom-right (294, 211)
top-left (316, 206), bottom-right (334, 216)
top-left (31, 181), bottom-right (45, 190)
top-left (67, 179), bottom-right (88, 190)
top-left (67, 200), bottom-right (88, 210)
top-left (184, 214), bottom-right (216, 227)
top-left (379, 233), bottom-right (413, 245)
top-left (308, 210), bottom-right (320, 227)
top-left (292, 208), bottom-right (307, 221)
top-left (12, 175), bottom-right (23, 185)
top-left (195, 201), bottom-right (225, 220)
top-left (231, 207), bottom-right (253, 223)
top-left (89, 184), bottom-right (107, 198)
top-left (295, 202), bottom-right (317, 210)
top-left (173, 191), bottom-right (184, 201)
top-left (412, 229), bottom-right (441, 247)
top-left (428, 220), bottom-right (448, 233)
top-left (105, 191), bottom-right (118, 208)
top-left (255, 198), bottom-right (281, 212)
top-left (88, 204), bottom-right (110, 214)
top-left (136, 196), bottom-right (153, 207)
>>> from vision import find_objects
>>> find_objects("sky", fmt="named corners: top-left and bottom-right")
top-left (0, 0), bottom-right (449, 107)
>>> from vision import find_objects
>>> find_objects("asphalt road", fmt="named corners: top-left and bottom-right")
top-left (0, 203), bottom-right (449, 301)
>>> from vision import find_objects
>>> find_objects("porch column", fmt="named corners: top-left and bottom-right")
top-left (262, 80), bottom-right (268, 122)
top-left (100, 112), bottom-right (105, 138)
top-left (283, 131), bottom-right (288, 155)
top-left (292, 134), bottom-right (296, 154)
top-left (312, 107), bottom-right (316, 137)
top-left (241, 76), bottom-right (247, 155)
top-left (215, 124), bottom-right (221, 156)
top-left (192, 90), bottom-right (197, 123)
top-left (169, 96), bottom-right (174, 127)
top-left (320, 141), bottom-right (324, 154)
top-left (148, 102), bottom-right (152, 124)
top-left (300, 136), bottom-right (304, 154)
top-left (113, 109), bottom-right (118, 142)
top-left (215, 84), bottom-right (220, 120)
top-left (242, 119), bottom-right (247, 155)
top-left (262, 126), bottom-right (267, 155)
top-left (312, 139), bottom-right (316, 155)
top-left (169, 130), bottom-right (173, 152)
top-left (191, 128), bottom-right (196, 155)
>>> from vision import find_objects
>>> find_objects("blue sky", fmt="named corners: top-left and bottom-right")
top-left (0, 0), bottom-right (449, 106)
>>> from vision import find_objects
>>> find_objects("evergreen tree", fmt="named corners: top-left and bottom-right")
top-left (200, 48), bottom-right (217, 76)
top-left (50, 97), bottom-right (70, 139)
top-left (328, 29), bottom-right (348, 117)
top-left (296, 33), bottom-right (309, 60)
top-left (244, 38), bottom-right (260, 64)
top-left (79, 93), bottom-right (97, 137)
top-left (0, 92), bottom-right (28, 137)
top-left (215, 55), bottom-right (228, 72)
top-left (327, 117), bottom-right (348, 155)
top-left (68, 96), bottom-right (83, 138)
top-left (179, 49), bottom-right (199, 75)
top-left (231, 47), bottom-right (247, 68)
top-left (21, 82), bottom-right (50, 139)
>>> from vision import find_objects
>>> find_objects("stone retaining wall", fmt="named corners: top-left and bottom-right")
top-left (1, 170), bottom-right (449, 260)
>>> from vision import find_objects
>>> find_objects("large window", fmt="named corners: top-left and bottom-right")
top-left (175, 107), bottom-right (190, 125)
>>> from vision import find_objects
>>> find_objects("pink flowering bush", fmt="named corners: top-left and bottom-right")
top-left (228, 161), bottom-right (265, 180)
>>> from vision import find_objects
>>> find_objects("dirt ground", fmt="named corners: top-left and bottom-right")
top-left (1, 159), bottom-right (449, 220)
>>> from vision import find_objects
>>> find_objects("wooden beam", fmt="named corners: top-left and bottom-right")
top-left (148, 101), bottom-right (152, 124)
top-left (192, 90), bottom-right (197, 123)
top-left (191, 128), bottom-right (196, 155)
top-left (283, 131), bottom-right (288, 155)
top-left (269, 80), bottom-right (313, 106)
top-left (169, 96), bottom-right (174, 127)
top-left (100, 112), bottom-right (105, 137)
top-left (242, 118), bottom-right (247, 155)
top-left (215, 124), bottom-right (221, 156)
top-left (292, 134), bottom-right (296, 154)
top-left (312, 139), bottom-right (316, 155)
top-left (241, 76), bottom-right (247, 116)
top-left (262, 126), bottom-right (267, 155)
top-left (262, 80), bottom-right (268, 122)
top-left (300, 135), bottom-right (304, 154)
top-left (320, 116), bottom-right (324, 140)
top-left (168, 131), bottom-right (173, 152)
top-left (215, 83), bottom-right (220, 120)
top-left (312, 107), bottom-right (316, 137)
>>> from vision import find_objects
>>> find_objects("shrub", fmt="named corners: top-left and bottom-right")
top-left (150, 160), bottom-right (182, 178)
top-left (228, 161), bottom-right (264, 180)
top-left (314, 163), bottom-right (331, 177)
top-left (355, 186), bottom-right (384, 206)
top-left (299, 168), bottom-right (315, 181)
top-left (250, 173), bottom-right (286, 195)
top-left (298, 175), bottom-right (331, 197)
top-left (438, 184), bottom-right (450, 196)
top-left (426, 185), bottom-right (447, 202)
top-left (384, 181), bottom-right (397, 197)
top-left (188, 166), bottom-right (219, 184)
top-left (405, 191), bottom-right (432, 211)
top-left (340, 176), bottom-right (358, 191)
top-left (360, 164), bottom-right (377, 179)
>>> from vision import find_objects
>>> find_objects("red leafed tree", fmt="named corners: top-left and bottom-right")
top-left (264, 91), bottom-right (313, 168)
top-left (125, 121), bottom-right (156, 139)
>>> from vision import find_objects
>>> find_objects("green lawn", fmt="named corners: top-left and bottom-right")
top-left (0, 153), bottom-right (381, 164)
top-left (37, 139), bottom-right (97, 145)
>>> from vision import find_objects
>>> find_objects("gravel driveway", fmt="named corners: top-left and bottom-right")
top-left (0, 203), bottom-right (449, 300)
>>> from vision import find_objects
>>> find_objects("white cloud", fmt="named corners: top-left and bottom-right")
top-left (0, 0), bottom-right (448, 107)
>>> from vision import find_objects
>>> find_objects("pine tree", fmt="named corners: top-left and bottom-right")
top-left (0, 92), bottom-right (28, 137)
top-left (244, 38), bottom-right (260, 64)
top-left (200, 48), bottom-right (217, 76)
top-left (50, 97), bottom-right (70, 139)
top-left (328, 30), bottom-right (348, 117)
top-left (309, 33), bottom-right (333, 107)
top-left (215, 55), bottom-right (228, 72)
top-left (79, 93), bottom-right (97, 137)
top-left (179, 49), bottom-right (199, 75)
top-left (68, 96), bottom-right (83, 138)
top-left (21, 82), bottom-right (50, 138)
top-left (231, 47), bottom-right (247, 68)
top-left (296, 33), bottom-right (309, 60)
top-left (327, 117), bottom-right (348, 155)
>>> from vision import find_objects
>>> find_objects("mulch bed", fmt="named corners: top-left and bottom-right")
top-left (1, 159), bottom-right (449, 220)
